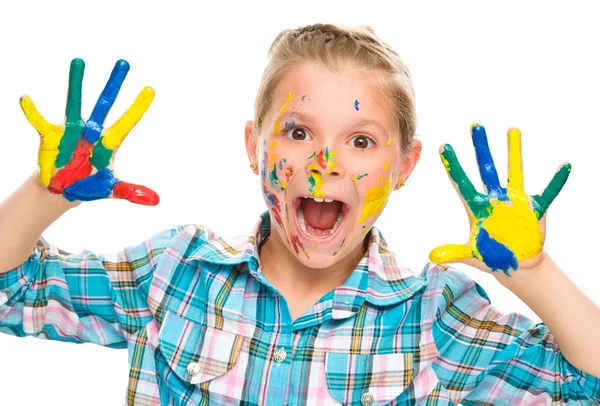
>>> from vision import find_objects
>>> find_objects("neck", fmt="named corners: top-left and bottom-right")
top-left (258, 226), bottom-right (366, 303)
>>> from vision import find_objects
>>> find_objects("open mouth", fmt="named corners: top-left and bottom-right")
top-left (293, 196), bottom-right (350, 242)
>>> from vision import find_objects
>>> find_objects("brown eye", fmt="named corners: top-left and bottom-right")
top-left (284, 127), bottom-right (312, 142)
top-left (351, 135), bottom-right (374, 149)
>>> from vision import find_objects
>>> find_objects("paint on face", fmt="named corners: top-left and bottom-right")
top-left (352, 173), bottom-right (368, 184)
top-left (354, 99), bottom-right (360, 111)
top-left (359, 173), bottom-right (393, 224)
top-left (265, 190), bottom-right (283, 227)
top-left (307, 151), bottom-right (316, 160)
top-left (384, 159), bottom-right (390, 171)
top-left (261, 140), bottom-right (268, 182)
top-left (285, 121), bottom-right (295, 127)
top-left (316, 148), bottom-right (338, 174)
top-left (386, 133), bottom-right (392, 147)
top-left (270, 141), bottom-right (278, 150)
top-left (273, 91), bottom-right (295, 135)
top-left (340, 238), bottom-right (345, 248)
top-left (308, 162), bottom-right (325, 198)
top-left (291, 235), bottom-right (310, 259)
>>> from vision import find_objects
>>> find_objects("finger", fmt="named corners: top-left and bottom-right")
top-left (506, 127), bottom-right (524, 192)
top-left (440, 143), bottom-right (490, 218)
top-left (62, 168), bottom-right (118, 202)
top-left (103, 86), bottom-right (155, 149)
top-left (19, 96), bottom-right (62, 137)
top-left (65, 58), bottom-right (85, 124)
top-left (85, 59), bottom-right (131, 144)
top-left (471, 123), bottom-right (507, 199)
top-left (56, 59), bottom-right (86, 168)
top-left (112, 180), bottom-right (160, 206)
top-left (429, 243), bottom-right (473, 263)
top-left (531, 162), bottom-right (571, 220)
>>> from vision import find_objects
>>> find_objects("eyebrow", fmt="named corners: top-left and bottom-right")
top-left (281, 111), bottom-right (389, 133)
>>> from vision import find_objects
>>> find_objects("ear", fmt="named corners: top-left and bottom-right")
top-left (395, 139), bottom-right (422, 190)
top-left (245, 120), bottom-right (260, 176)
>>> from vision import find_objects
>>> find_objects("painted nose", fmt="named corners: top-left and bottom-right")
top-left (305, 148), bottom-right (343, 178)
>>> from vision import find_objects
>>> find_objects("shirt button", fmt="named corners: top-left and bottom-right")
top-left (360, 391), bottom-right (374, 406)
top-left (273, 347), bottom-right (287, 363)
top-left (186, 362), bottom-right (201, 376)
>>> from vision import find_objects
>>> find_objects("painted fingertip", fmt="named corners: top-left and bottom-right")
top-left (115, 59), bottom-right (131, 71)
top-left (562, 162), bottom-right (572, 172)
top-left (507, 127), bottom-right (521, 137)
top-left (440, 143), bottom-right (453, 154)
top-left (470, 122), bottom-right (484, 132)
top-left (70, 58), bottom-right (85, 69)
top-left (142, 86), bottom-right (156, 97)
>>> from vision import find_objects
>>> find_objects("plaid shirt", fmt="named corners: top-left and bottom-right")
top-left (1, 211), bottom-right (599, 405)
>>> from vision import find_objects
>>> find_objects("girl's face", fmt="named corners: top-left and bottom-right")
top-left (246, 62), bottom-right (420, 268)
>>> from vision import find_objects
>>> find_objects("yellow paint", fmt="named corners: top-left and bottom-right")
top-left (359, 173), bottom-right (392, 224)
top-left (324, 149), bottom-right (338, 175)
top-left (281, 180), bottom-right (287, 189)
top-left (269, 153), bottom-right (277, 172)
top-left (314, 243), bottom-right (317, 249)
top-left (386, 133), bottom-right (392, 147)
top-left (309, 162), bottom-right (325, 198)
top-left (429, 244), bottom-right (473, 263)
top-left (440, 153), bottom-right (450, 171)
top-left (507, 128), bottom-right (523, 190)
top-left (273, 91), bottom-right (294, 135)
top-left (20, 96), bottom-right (64, 186)
top-left (352, 174), bottom-right (358, 184)
top-left (383, 159), bottom-right (390, 171)
top-left (103, 86), bottom-right (155, 150)
top-left (270, 141), bottom-right (278, 151)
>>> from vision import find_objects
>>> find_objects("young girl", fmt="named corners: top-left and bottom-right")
top-left (1, 23), bottom-right (599, 405)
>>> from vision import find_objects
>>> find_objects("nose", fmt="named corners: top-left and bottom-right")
top-left (305, 148), bottom-right (344, 178)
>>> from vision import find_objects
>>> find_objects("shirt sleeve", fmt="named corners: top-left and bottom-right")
top-left (420, 263), bottom-right (600, 404)
top-left (0, 226), bottom-right (183, 349)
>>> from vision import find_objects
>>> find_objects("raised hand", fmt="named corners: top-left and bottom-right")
top-left (20, 58), bottom-right (159, 205)
top-left (429, 124), bottom-right (570, 276)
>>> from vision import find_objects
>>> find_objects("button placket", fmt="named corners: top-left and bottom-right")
top-left (273, 347), bottom-right (287, 363)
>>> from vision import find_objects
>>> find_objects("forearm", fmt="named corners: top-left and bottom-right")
top-left (0, 172), bottom-right (78, 273)
top-left (494, 253), bottom-right (600, 377)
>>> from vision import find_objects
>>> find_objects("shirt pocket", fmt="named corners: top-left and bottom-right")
top-left (324, 352), bottom-right (414, 405)
top-left (157, 311), bottom-right (244, 386)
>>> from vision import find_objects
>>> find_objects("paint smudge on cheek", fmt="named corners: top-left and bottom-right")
top-left (386, 133), bottom-right (392, 147)
top-left (359, 173), bottom-right (393, 224)
top-left (270, 141), bottom-right (278, 151)
top-left (384, 159), bottom-right (390, 171)
top-left (261, 140), bottom-right (268, 182)
top-left (291, 235), bottom-right (310, 259)
top-left (316, 148), bottom-right (338, 174)
top-left (354, 100), bottom-right (360, 111)
top-left (307, 151), bottom-right (316, 160)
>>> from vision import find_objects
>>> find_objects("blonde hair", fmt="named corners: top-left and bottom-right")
top-left (254, 23), bottom-right (416, 154)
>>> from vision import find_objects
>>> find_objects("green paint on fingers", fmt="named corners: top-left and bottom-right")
top-left (532, 163), bottom-right (571, 220)
top-left (90, 138), bottom-right (114, 170)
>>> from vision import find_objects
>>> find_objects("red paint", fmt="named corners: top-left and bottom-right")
top-left (317, 149), bottom-right (327, 170)
top-left (285, 165), bottom-right (294, 184)
top-left (48, 139), bottom-right (94, 194)
top-left (291, 235), bottom-right (310, 259)
top-left (113, 181), bottom-right (160, 206)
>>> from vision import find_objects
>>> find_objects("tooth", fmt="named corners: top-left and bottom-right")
top-left (313, 197), bottom-right (324, 202)
top-left (324, 198), bottom-right (333, 203)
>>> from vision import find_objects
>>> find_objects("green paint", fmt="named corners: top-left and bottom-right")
top-left (441, 144), bottom-right (490, 219)
top-left (531, 163), bottom-right (571, 220)
top-left (357, 173), bottom-right (368, 180)
top-left (90, 137), bottom-right (114, 170)
top-left (324, 147), bottom-right (330, 161)
top-left (56, 58), bottom-right (85, 167)
top-left (308, 176), bottom-right (316, 193)
top-left (307, 151), bottom-right (316, 160)
top-left (269, 164), bottom-right (284, 192)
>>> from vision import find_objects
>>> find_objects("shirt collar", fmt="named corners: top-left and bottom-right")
top-left (192, 211), bottom-right (426, 319)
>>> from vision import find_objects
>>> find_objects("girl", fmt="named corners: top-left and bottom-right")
top-left (1, 23), bottom-right (599, 405)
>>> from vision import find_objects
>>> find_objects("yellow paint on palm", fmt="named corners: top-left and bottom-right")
top-left (273, 91), bottom-right (294, 135)
top-left (19, 96), bottom-right (64, 186)
top-left (359, 173), bottom-right (392, 224)
top-left (102, 86), bottom-right (155, 150)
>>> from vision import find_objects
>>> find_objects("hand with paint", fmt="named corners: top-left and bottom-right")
top-left (429, 124), bottom-right (570, 276)
top-left (20, 58), bottom-right (159, 205)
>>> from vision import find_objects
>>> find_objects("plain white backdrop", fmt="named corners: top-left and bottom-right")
top-left (1, 1), bottom-right (599, 404)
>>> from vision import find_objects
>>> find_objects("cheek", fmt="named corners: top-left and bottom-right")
top-left (355, 157), bottom-right (396, 224)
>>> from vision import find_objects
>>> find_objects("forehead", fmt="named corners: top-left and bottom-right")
top-left (269, 62), bottom-right (394, 128)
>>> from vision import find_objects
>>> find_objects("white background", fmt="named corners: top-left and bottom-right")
top-left (1, 1), bottom-right (599, 404)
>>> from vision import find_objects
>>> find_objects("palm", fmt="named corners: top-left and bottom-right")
top-left (429, 124), bottom-right (570, 276)
top-left (20, 58), bottom-right (159, 205)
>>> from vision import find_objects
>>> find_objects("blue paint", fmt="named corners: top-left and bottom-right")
top-left (354, 100), bottom-right (360, 111)
top-left (472, 125), bottom-right (507, 200)
top-left (278, 158), bottom-right (287, 171)
top-left (302, 94), bottom-right (308, 101)
top-left (475, 227), bottom-right (518, 276)
top-left (84, 60), bottom-right (130, 144)
top-left (267, 194), bottom-right (277, 207)
top-left (285, 121), bottom-right (295, 127)
top-left (333, 252), bottom-right (337, 256)
top-left (63, 168), bottom-right (119, 201)
top-left (340, 238), bottom-right (345, 247)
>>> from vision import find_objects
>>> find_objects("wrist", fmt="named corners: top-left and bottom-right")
top-left (28, 170), bottom-right (80, 212)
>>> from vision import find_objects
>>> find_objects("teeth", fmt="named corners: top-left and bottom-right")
top-left (324, 198), bottom-right (333, 203)
top-left (313, 197), bottom-right (324, 202)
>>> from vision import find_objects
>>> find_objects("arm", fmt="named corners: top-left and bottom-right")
top-left (493, 253), bottom-right (600, 377)
top-left (422, 264), bottom-right (600, 404)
